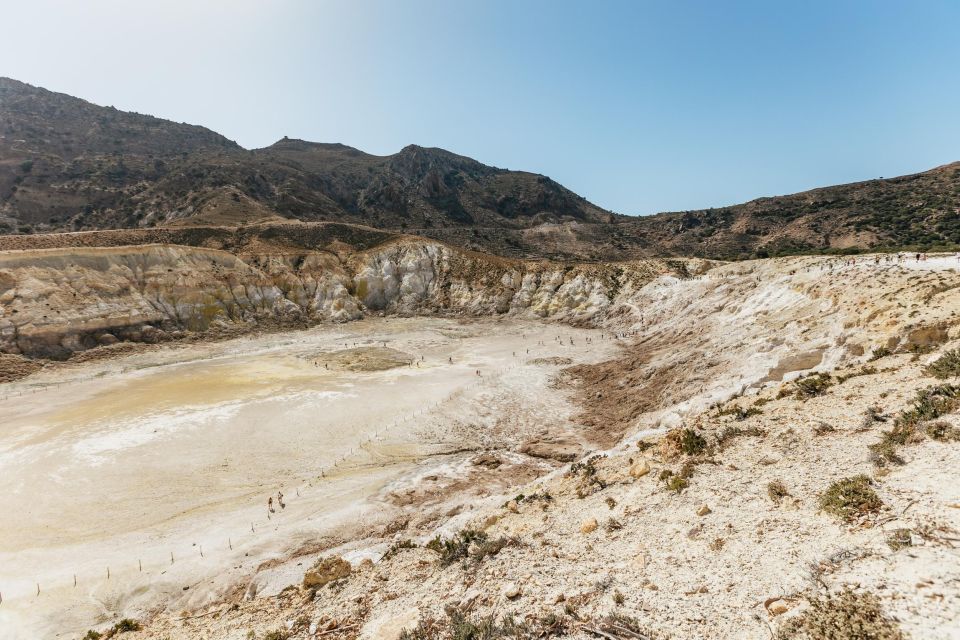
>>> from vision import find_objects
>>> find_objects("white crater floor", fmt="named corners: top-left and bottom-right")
top-left (0, 317), bottom-right (616, 639)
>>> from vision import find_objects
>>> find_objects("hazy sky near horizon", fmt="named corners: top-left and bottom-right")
top-left (2, 0), bottom-right (959, 215)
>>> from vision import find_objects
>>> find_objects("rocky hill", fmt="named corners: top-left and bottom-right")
top-left (4, 77), bottom-right (960, 261)
top-left (0, 78), bottom-right (619, 258)
top-left (629, 161), bottom-right (960, 259)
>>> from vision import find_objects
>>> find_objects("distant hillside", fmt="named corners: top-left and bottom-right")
top-left (628, 162), bottom-right (960, 259)
top-left (0, 78), bottom-right (618, 251)
top-left (1, 76), bottom-right (959, 260)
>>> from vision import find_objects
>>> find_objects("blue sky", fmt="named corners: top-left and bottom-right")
top-left (3, 0), bottom-right (959, 214)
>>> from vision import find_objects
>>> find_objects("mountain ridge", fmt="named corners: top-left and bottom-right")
top-left (2, 76), bottom-right (959, 260)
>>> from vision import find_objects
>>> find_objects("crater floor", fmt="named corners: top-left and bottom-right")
top-left (0, 317), bottom-right (617, 638)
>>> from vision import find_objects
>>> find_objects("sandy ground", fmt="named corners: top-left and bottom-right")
top-left (0, 317), bottom-right (617, 639)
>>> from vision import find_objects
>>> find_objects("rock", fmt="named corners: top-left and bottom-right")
top-left (503, 583), bottom-right (521, 599)
top-left (361, 607), bottom-right (420, 640)
top-left (506, 500), bottom-right (519, 513)
top-left (519, 438), bottom-right (581, 462)
top-left (580, 518), bottom-right (598, 534)
top-left (697, 504), bottom-right (712, 516)
top-left (629, 459), bottom-right (651, 478)
top-left (472, 452), bottom-right (502, 468)
top-left (303, 556), bottom-right (351, 589)
top-left (765, 598), bottom-right (790, 616)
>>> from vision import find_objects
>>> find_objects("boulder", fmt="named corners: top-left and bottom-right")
top-left (303, 556), bottom-right (351, 589)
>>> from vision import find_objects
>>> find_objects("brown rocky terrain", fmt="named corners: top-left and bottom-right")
top-left (0, 78), bottom-right (621, 261)
top-left (3, 77), bottom-right (960, 261)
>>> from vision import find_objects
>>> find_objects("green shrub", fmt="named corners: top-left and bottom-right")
top-left (926, 348), bottom-right (960, 379)
top-left (793, 373), bottom-right (834, 399)
top-left (382, 539), bottom-right (417, 560)
top-left (775, 588), bottom-right (904, 640)
top-left (425, 529), bottom-right (487, 566)
top-left (819, 476), bottom-right (883, 522)
top-left (718, 405), bottom-right (763, 420)
top-left (870, 384), bottom-right (960, 466)
top-left (680, 428), bottom-right (708, 455)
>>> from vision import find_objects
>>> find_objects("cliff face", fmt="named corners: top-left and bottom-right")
top-left (0, 240), bottom-right (670, 359)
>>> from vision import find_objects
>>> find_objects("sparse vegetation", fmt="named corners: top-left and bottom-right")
top-left (426, 529), bottom-right (488, 566)
top-left (400, 607), bottom-right (569, 640)
top-left (886, 528), bottom-right (913, 551)
top-left (793, 373), bottom-right (834, 399)
top-left (767, 480), bottom-right (790, 503)
top-left (813, 422), bottom-right (836, 436)
top-left (926, 348), bottom-right (960, 379)
top-left (680, 428), bottom-right (708, 455)
top-left (718, 404), bottom-right (763, 420)
top-left (819, 475), bottom-right (883, 522)
top-left (715, 425), bottom-right (766, 449)
top-left (869, 346), bottom-right (893, 361)
top-left (775, 588), bottom-right (904, 640)
top-left (660, 461), bottom-right (695, 493)
top-left (870, 384), bottom-right (960, 466)
top-left (382, 538), bottom-right (417, 560)
top-left (569, 455), bottom-right (608, 497)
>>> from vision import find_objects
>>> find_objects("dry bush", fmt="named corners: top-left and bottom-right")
top-left (819, 476), bottom-right (883, 522)
top-left (870, 384), bottom-right (960, 466)
top-left (927, 348), bottom-right (960, 379)
top-left (775, 588), bottom-right (904, 640)
top-left (426, 529), bottom-right (487, 566)
top-left (400, 607), bottom-right (568, 640)
top-left (885, 528), bottom-right (913, 551)
top-left (793, 373), bottom-right (834, 399)
top-left (768, 480), bottom-right (791, 503)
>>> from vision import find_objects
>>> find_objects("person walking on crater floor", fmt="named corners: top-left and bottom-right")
top-left (268, 496), bottom-right (274, 513)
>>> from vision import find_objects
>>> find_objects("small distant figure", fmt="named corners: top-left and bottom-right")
top-left (448, 356), bottom-right (453, 364)
top-left (277, 491), bottom-right (285, 509)
top-left (268, 496), bottom-right (275, 513)
top-left (476, 369), bottom-right (480, 376)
